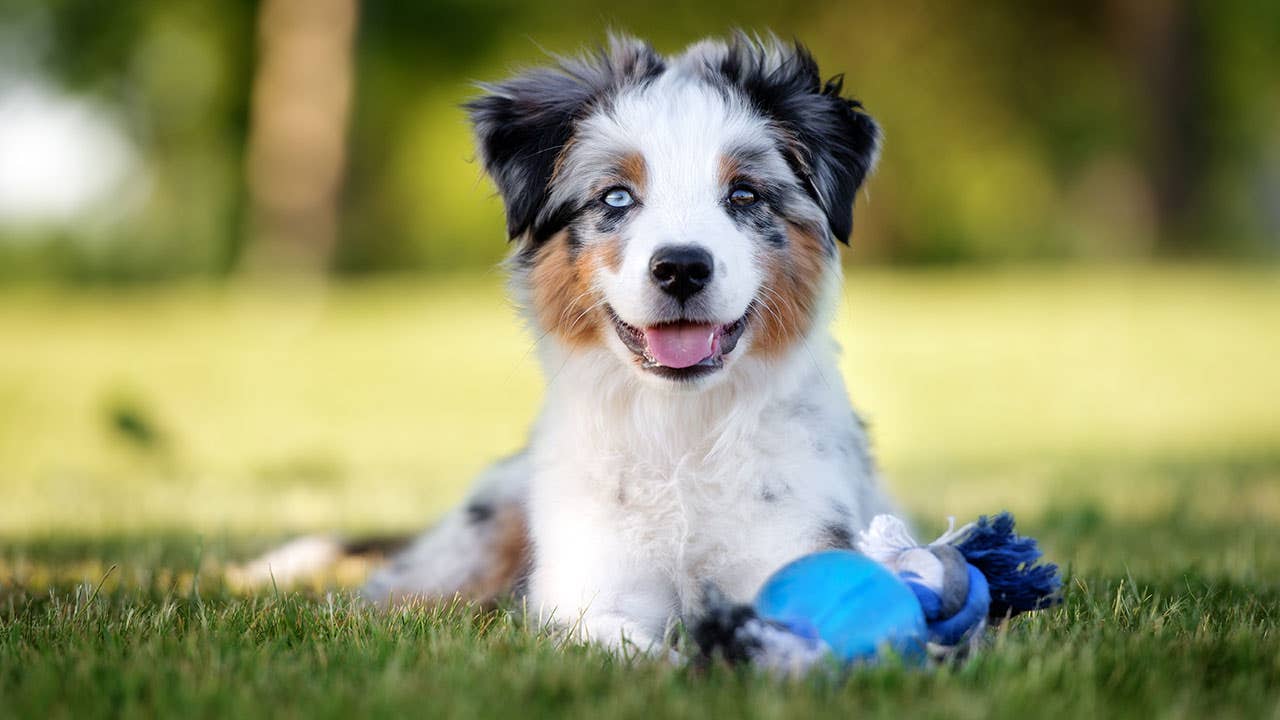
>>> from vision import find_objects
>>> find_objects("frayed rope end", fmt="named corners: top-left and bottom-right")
top-left (953, 512), bottom-right (1061, 620)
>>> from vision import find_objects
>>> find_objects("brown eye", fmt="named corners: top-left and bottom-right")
top-left (728, 186), bottom-right (758, 207)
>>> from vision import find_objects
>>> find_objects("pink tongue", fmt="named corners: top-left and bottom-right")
top-left (644, 324), bottom-right (718, 369)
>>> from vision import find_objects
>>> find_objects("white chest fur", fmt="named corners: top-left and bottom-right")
top-left (525, 337), bottom-right (889, 648)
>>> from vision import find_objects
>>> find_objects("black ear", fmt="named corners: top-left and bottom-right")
top-left (715, 36), bottom-right (880, 244)
top-left (466, 36), bottom-right (665, 242)
top-left (465, 71), bottom-right (594, 241)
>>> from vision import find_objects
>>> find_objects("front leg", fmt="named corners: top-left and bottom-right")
top-left (691, 473), bottom-right (871, 613)
top-left (528, 506), bottom-right (677, 655)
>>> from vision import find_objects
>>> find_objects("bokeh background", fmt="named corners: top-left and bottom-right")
top-left (1, 1), bottom-right (1278, 555)
top-left (4, 1), bottom-right (1280, 279)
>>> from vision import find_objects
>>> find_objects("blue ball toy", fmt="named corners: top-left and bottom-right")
top-left (754, 550), bottom-right (927, 664)
top-left (693, 512), bottom-right (1060, 673)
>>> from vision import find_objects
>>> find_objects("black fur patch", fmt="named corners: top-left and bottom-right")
top-left (823, 524), bottom-right (855, 549)
top-left (692, 601), bottom-right (763, 666)
top-left (466, 502), bottom-right (495, 523)
top-left (592, 205), bottom-right (631, 236)
top-left (341, 535), bottom-right (413, 557)
top-left (466, 36), bottom-right (665, 243)
top-left (534, 203), bottom-right (585, 246)
top-left (727, 203), bottom-right (782, 239)
top-left (703, 34), bottom-right (880, 245)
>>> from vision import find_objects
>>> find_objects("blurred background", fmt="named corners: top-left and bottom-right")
top-left (2, 0), bottom-right (1279, 279)
top-left (1, 1), bottom-right (1278, 563)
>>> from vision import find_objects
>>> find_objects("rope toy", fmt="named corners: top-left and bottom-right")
top-left (692, 512), bottom-right (1061, 673)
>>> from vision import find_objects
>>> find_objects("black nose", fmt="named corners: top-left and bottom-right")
top-left (650, 245), bottom-right (713, 302)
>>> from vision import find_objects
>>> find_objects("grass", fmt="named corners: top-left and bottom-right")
top-left (1, 265), bottom-right (1279, 717)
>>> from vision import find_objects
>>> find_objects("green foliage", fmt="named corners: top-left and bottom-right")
top-left (0, 0), bottom-right (257, 281)
top-left (2, 2), bottom-right (1278, 280)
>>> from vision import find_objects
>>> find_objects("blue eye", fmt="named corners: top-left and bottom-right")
top-left (602, 187), bottom-right (635, 208)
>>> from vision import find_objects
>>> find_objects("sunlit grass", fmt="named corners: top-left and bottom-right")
top-left (1, 265), bottom-right (1276, 535)
top-left (840, 266), bottom-right (1280, 463)
top-left (2, 265), bottom-right (1278, 717)
top-left (2, 572), bottom-right (1276, 719)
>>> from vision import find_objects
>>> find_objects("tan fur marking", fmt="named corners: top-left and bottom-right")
top-left (617, 152), bottom-right (647, 194)
top-left (597, 236), bottom-right (623, 273)
top-left (530, 232), bottom-right (620, 347)
top-left (718, 154), bottom-right (744, 187)
top-left (460, 504), bottom-right (530, 606)
top-left (751, 224), bottom-right (830, 358)
top-left (549, 135), bottom-right (578, 185)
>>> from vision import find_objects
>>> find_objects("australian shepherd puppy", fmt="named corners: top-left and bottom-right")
top-left (258, 33), bottom-right (895, 654)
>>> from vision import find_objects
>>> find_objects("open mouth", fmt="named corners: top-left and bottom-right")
top-left (607, 306), bottom-right (748, 380)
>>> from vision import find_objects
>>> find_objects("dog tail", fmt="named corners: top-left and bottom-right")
top-left (226, 532), bottom-right (413, 589)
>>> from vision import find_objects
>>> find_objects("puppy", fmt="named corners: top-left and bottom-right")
top-left (361, 33), bottom-right (892, 653)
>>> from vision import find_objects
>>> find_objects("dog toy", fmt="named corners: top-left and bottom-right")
top-left (693, 512), bottom-right (1060, 673)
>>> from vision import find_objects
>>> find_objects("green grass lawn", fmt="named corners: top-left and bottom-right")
top-left (2, 265), bottom-right (1279, 718)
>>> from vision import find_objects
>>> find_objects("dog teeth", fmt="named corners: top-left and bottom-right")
top-left (641, 354), bottom-right (723, 370)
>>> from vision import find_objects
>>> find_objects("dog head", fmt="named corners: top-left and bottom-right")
top-left (468, 33), bottom-right (879, 387)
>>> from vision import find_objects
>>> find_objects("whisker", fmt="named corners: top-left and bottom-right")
top-left (564, 297), bottom-right (607, 335)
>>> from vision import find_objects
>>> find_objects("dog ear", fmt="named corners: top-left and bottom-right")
top-left (466, 36), bottom-right (665, 243)
top-left (716, 35), bottom-right (881, 244)
top-left (465, 71), bottom-right (593, 242)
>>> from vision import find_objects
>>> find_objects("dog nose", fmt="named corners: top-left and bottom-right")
top-left (650, 245), bottom-right (713, 302)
